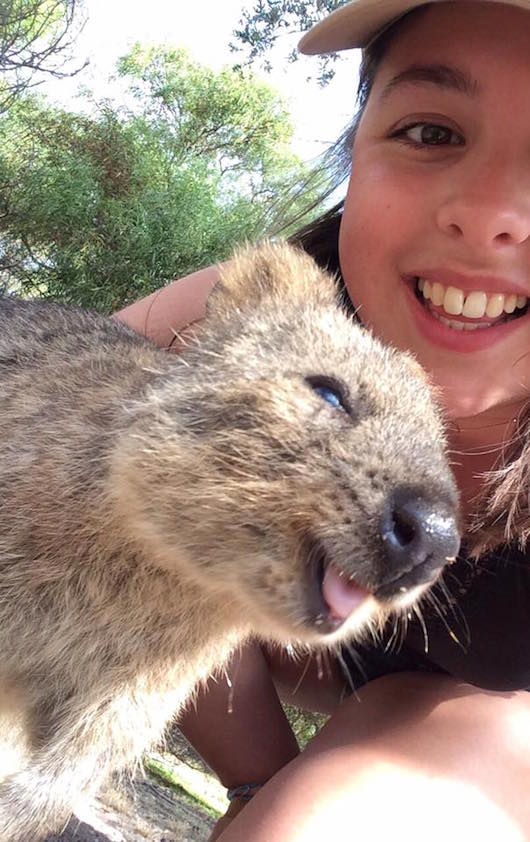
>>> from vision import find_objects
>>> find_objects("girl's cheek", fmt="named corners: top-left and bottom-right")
top-left (341, 169), bottom-right (411, 271)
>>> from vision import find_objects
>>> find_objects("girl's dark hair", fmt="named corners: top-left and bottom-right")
top-left (286, 5), bottom-right (530, 556)
top-left (287, 7), bottom-right (428, 282)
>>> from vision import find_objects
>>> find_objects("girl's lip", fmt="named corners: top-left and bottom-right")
top-left (402, 278), bottom-right (529, 353)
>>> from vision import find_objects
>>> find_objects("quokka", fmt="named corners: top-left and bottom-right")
top-left (0, 242), bottom-right (459, 840)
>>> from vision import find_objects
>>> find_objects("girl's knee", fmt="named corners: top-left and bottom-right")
top-left (299, 674), bottom-right (530, 841)
top-left (222, 675), bottom-right (529, 842)
top-left (311, 673), bottom-right (529, 764)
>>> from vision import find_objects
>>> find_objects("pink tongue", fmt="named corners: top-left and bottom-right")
top-left (321, 564), bottom-right (370, 620)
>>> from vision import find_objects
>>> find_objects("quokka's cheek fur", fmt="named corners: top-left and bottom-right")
top-left (0, 241), bottom-right (458, 839)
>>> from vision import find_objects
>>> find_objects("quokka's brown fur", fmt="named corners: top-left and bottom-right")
top-left (0, 242), bottom-right (458, 840)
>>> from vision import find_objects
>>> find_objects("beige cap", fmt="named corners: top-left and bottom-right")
top-left (298, 0), bottom-right (530, 54)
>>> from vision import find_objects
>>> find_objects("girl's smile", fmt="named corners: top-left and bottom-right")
top-left (339, 1), bottom-right (530, 418)
top-left (404, 270), bottom-right (529, 353)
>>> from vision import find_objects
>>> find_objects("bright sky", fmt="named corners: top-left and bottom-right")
top-left (42, 0), bottom-right (362, 162)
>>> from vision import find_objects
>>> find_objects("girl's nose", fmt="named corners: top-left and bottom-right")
top-left (436, 170), bottom-right (530, 251)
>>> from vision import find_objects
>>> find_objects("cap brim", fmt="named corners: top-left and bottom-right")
top-left (298, 0), bottom-right (427, 53)
top-left (298, 0), bottom-right (530, 54)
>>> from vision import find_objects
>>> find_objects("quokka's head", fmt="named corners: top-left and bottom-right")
top-left (116, 242), bottom-right (460, 647)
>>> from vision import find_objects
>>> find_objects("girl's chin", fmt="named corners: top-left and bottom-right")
top-left (355, 293), bottom-right (530, 419)
top-left (424, 365), bottom-right (524, 420)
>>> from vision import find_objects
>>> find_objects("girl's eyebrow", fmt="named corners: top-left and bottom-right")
top-left (379, 63), bottom-right (481, 101)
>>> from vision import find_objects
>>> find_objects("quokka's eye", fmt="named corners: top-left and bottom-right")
top-left (306, 375), bottom-right (350, 413)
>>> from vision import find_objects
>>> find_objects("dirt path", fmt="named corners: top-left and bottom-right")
top-left (46, 775), bottom-right (215, 842)
top-left (45, 732), bottom-right (220, 842)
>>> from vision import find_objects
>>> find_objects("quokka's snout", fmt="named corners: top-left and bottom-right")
top-left (296, 485), bottom-right (460, 638)
top-left (377, 486), bottom-right (460, 597)
top-left (0, 240), bottom-right (459, 840)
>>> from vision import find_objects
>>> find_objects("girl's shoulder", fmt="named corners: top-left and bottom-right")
top-left (114, 265), bottom-right (221, 349)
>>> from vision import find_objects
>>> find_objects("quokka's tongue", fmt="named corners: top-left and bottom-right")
top-left (321, 564), bottom-right (370, 621)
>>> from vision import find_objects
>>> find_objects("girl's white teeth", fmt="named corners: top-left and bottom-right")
top-left (430, 311), bottom-right (490, 330)
top-left (418, 278), bottom-right (527, 319)
top-left (462, 290), bottom-right (487, 318)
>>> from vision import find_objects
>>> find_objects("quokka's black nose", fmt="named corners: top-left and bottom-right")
top-left (378, 487), bottom-right (460, 595)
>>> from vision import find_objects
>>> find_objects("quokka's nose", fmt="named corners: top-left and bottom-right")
top-left (378, 487), bottom-right (460, 594)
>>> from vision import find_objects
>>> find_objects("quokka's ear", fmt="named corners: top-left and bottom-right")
top-left (206, 240), bottom-right (339, 318)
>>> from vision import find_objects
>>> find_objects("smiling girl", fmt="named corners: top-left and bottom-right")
top-left (117, 2), bottom-right (530, 839)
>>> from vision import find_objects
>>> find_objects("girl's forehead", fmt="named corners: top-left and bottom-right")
top-left (373, 2), bottom-right (530, 86)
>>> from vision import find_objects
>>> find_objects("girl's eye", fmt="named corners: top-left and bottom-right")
top-left (306, 376), bottom-right (349, 413)
top-left (392, 122), bottom-right (464, 148)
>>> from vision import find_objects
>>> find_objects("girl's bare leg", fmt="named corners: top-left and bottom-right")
top-left (178, 642), bottom-right (346, 840)
top-left (179, 644), bottom-right (301, 790)
top-left (216, 672), bottom-right (530, 842)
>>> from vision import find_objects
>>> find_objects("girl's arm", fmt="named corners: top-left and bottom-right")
top-left (113, 265), bottom-right (221, 349)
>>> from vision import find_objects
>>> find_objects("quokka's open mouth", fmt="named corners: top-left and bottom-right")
top-left (303, 536), bottom-right (371, 635)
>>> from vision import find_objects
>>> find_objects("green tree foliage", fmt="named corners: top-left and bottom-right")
top-left (0, 46), bottom-right (316, 311)
top-left (231, 0), bottom-right (346, 84)
top-left (0, 0), bottom-right (85, 110)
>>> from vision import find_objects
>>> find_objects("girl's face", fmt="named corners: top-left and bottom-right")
top-left (339, 1), bottom-right (530, 419)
